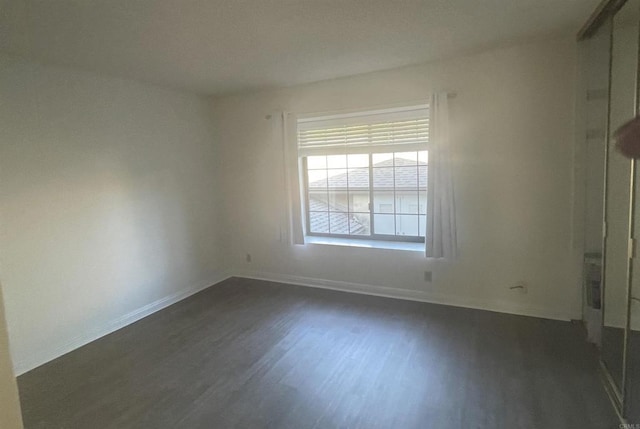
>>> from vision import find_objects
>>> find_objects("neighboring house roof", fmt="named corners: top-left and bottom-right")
top-left (308, 198), bottom-right (367, 235)
top-left (309, 157), bottom-right (427, 190)
top-left (372, 157), bottom-right (422, 168)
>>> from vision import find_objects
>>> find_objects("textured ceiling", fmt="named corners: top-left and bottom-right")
top-left (0, 0), bottom-right (599, 95)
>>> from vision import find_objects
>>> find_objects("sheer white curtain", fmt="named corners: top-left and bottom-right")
top-left (426, 93), bottom-right (458, 258)
top-left (278, 111), bottom-right (305, 245)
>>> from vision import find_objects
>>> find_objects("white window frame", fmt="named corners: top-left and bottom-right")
top-left (297, 104), bottom-right (429, 244)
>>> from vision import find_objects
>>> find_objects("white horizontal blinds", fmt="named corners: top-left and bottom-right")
top-left (297, 104), bottom-right (429, 156)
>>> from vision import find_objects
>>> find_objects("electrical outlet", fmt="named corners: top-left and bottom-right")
top-left (246, 253), bottom-right (252, 263)
top-left (509, 282), bottom-right (528, 294)
top-left (424, 271), bottom-right (432, 282)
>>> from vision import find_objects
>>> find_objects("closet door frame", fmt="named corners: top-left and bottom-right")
top-left (579, 0), bottom-right (640, 416)
top-left (622, 0), bottom-right (640, 417)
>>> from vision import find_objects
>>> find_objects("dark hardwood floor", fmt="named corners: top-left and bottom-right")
top-left (18, 277), bottom-right (618, 428)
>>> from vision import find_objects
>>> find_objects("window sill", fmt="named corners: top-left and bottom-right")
top-left (305, 236), bottom-right (424, 252)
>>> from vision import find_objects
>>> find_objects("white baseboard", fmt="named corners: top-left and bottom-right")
top-left (235, 270), bottom-right (577, 322)
top-left (14, 271), bottom-right (231, 376)
top-left (13, 268), bottom-right (578, 376)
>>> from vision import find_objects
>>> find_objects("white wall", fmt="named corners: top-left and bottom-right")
top-left (213, 36), bottom-right (581, 321)
top-left (0, 35), bottom-right (581, 376)
top-left (0, 56), bottom-right (227, 374)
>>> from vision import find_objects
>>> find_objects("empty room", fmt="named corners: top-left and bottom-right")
top-left (1, 0), bottom-right (640, 428)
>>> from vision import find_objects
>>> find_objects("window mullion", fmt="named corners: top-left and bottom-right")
top-left (369, 153), bottom-right (374, 237)
top-left (303, 158), bottom-right (311, 236)
top-left (346, 161), bottom-right (351, 235)
top-left (393, 153), bottom-right (397, 236)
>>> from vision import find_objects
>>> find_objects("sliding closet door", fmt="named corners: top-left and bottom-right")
top-left (630, 216), bottom-right (640, 418)
top-left (602, 0), bottom-right (639, 397)
top-left (580, 15), bottom-right (612, 346)
top-left (626, 0), bottom-right (640, 420)
top-left (630, 162), bottom-right (640, 418)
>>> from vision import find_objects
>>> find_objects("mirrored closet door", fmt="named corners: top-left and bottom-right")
top-left (627, 0), bottom-right (640, 421)
top-left (579, 0), bottom-right (640, 422)
top-left (581, 15), bottom-right (611, 348)
top-left (602, 0), bottom-right (639, 399)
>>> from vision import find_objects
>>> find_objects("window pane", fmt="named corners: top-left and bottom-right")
top-left (307, 170), bottom-right (328, 190)
top-left (327, 154), bottom-right (347, 169)
top-left (394, 166), bottom-right (419, 189)
top-left (308, 193), bottom-right (328, 211)
top-left (418, 165), bottom-right (427, 188)
top-left (309, 212), bottom-right (329, 233)
top-left (307, 156), bottom-right (327, 169)
top-left (373, 191), bottom-right (394, 213)
top-left (418, 151), bottom-right (428, 164)
top-left (373, 167), bottom-right (394, 189)
top-left (372, 152), bottom-right (393, 167)
top-left (350, 193), bottom-right (369, 213)
top-left (350, 213), bottom-right (370, 235)
top-left (305, 147), bottom-right (427, 241)
top-left (347, 167), bottom-right (369, 189)
top-left (329, 212), bottom-right (370, 236)
top-left (418, 195), bottom-right (426, 214)
top-left (394, 152), bottom-right (418, 166)
top-left (348, 154), bottom-right (369, 168)
top-left (373, 214), bottom-right (395, 235)
top-left (396, 193), bottom-right (420, 214)
top-left (327, 191), bottom-right (347, 211)
top-left (396, 215), bottom-right (419, 236)
top-left (327, 169), bottom-right (347, 188)
top-left (330, 212), bottom-right (351, 235)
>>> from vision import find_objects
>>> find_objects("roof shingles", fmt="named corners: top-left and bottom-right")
top-left (308, 198), bottom-right (367, 235)
top-left (307, 157), bottom-right (425, 236)
top-left (310, 157), bottom-right (427, 190)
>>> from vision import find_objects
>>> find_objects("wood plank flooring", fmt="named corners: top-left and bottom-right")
top-left (18, 277), bottom-right (618, 428)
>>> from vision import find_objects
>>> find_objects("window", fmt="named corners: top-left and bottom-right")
top-left (298, 105), bottom-right (429, 243)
